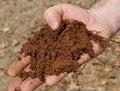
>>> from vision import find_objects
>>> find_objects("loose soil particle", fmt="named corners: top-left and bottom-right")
top-left (18, 20), bottom-right (108, 81)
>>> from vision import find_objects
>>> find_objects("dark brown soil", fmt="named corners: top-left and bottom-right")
top-left (18, 20), bottom-right (108, 81)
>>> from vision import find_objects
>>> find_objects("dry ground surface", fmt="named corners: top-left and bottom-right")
top-left (0, 0), bottom-right (120, 91)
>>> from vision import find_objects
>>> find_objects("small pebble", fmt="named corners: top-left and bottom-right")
top-left (100, 78), bottom-right (107, 85)
top-left (0, 41), bottom-right (9, 49)
top-left (0, 69), bottom-right (4, 76)
top-left (12, 40), bottom-right (19, 46)
top-left (2, 27), bottom-right (10, 32)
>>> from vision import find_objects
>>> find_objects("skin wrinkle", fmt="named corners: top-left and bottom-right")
top-left (91, 0), bottom-right (120, 33)
top-left (88, 9), bottom-right (114, 38)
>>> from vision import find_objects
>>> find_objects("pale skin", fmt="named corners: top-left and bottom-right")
top-left (7, 0), bottom-right (120, 91)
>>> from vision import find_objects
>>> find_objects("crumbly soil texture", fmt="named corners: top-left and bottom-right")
top-left (18, 20), bottom-right (108, 81)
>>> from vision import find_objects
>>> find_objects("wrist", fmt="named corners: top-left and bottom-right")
top-left (90, 0), bottom-right (120, 34)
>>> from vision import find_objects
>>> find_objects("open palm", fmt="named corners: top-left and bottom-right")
top-left (7, 4), bottom-right (113, 91)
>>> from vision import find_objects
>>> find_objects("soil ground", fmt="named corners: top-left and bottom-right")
top-left (0, 0), bottom-right (120, 91)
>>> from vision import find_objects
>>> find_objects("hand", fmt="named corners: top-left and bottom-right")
top-left (7, 3), bottom-right (117, 91)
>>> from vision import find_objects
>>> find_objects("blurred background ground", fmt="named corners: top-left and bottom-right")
top-left (0, 0), bottom-right (120, 91)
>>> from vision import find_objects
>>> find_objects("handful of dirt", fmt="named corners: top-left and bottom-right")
top-left (18, 20), bottom-right (108, 81)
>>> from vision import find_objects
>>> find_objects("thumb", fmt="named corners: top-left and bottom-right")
top-left (44, 4), bottom-right (64, 30)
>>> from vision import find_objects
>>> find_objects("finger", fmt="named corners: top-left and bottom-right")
top-left (8, 64), bottom-right (31, 91)
top-left (44, 3), bottom-right (91, 30)
top-left (18, 53), bottom-right (26, 60)
top-left (78, 41), bottom-right (103, 64)
top-left (7, 55), bottom-right (30, 77)
top-left (78, 54), bottom-right (90, 64)
top-left (21, 78), bottom-right (43, 91)
top-left (44, 4), bottom-right (63, 30)
top-left (45, 72), bottom-right (67, 86)
top-left (20, 65), bottom-right (43, 91)
top-left (8, 77), bottom-right (22, 91)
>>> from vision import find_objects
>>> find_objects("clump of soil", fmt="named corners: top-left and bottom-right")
top-left (18, 20), bottom-right (108, 81)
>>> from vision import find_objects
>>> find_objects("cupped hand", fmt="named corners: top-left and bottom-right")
top-left (7, 3), bottom-right (114, 91)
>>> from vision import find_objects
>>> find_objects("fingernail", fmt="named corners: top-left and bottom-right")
top-left (49, 20), bottom-right (58, 30)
